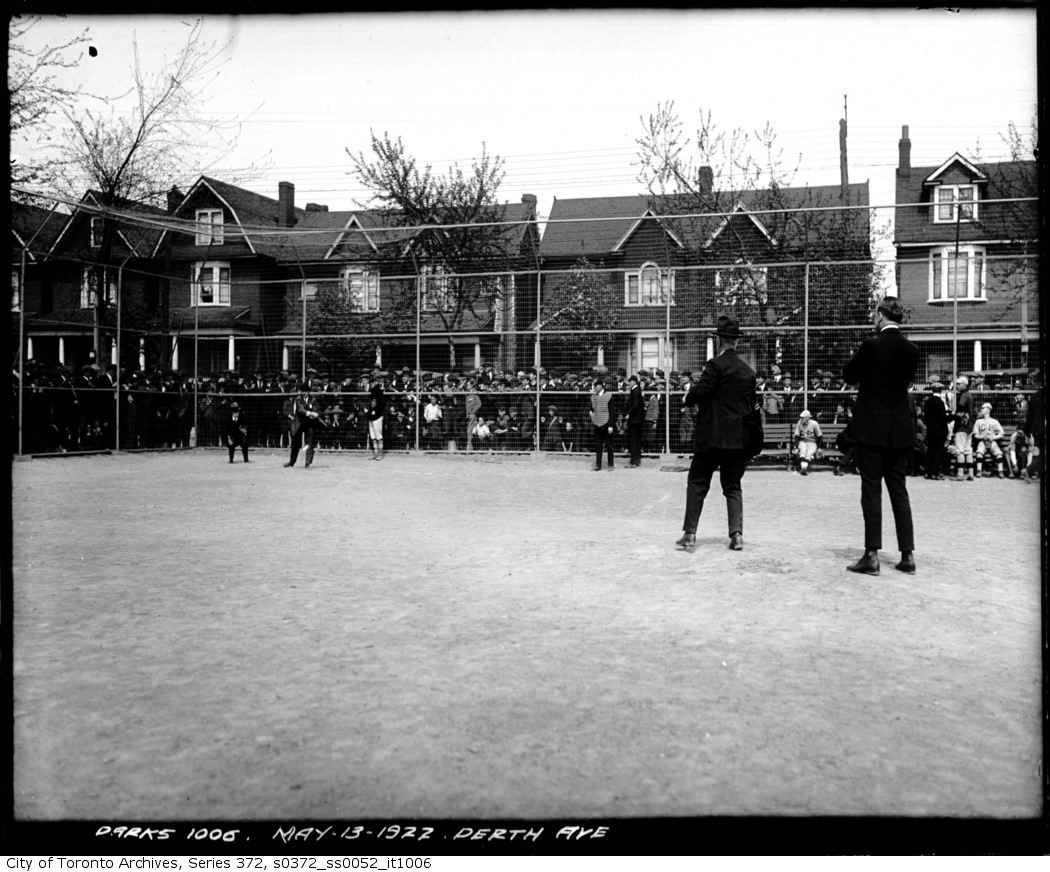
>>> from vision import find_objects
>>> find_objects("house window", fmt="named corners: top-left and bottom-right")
top-left (714, 262), bottom-right (768, 306)
top-left (341, 268), bottom-right (380, 312)
top-left (11, 269), bottom-right (20, 311)
top-left (421, 265), bottom-right (457, 311)
top-left (300, 282), bottom-right (318, 301)
top-left (81, 267), bottom-right (116, 309)
top-left (191, 261), bottom-right (231, 306)
top-left (195, 209), bottom-right (224, 245)
top-left (625, 262), bottom-right (675, 306)
top-left (90, 217), bottom-right (103, 248)
top-left (933, 185), bottom-right (977, 223)
top-left (640, 337), bottom-right (661, 372)
top-left (929, 246), bottom-right (986, 302)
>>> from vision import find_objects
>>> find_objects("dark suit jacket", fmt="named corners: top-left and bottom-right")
top-left (627, 386), bottom-right (645, 424)
top-left (683, 349), bottom-right (757, 451)
top-left (922, 393), bottom-right (949, 444)
top-left (842, 325), bottom-right (919, 448)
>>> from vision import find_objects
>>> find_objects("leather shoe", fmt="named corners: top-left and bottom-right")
top-left (283, 462), bottom-right (294, 468)
top-left (675, 533), bottom-right (697, 553)
top-left (895, 551), bottom-right (916, 574)
top-left (846, 549), bottom-right (880, 575)
top-left (729, 533), bottom-right (743, 551)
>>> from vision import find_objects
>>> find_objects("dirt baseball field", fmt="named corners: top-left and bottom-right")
top-left (10, 449), bottom-right (1044, 823)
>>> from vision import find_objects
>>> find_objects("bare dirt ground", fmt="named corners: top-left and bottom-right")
top-left (10, 449), bottom-right (1044, 821)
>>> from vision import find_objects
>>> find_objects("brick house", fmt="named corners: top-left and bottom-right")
top-left (539, 179), bottom-right (871, 378)
top-left (893, 125), bottom-right (1039, 380)
top-left (14, 193), bottom-right (167, 371)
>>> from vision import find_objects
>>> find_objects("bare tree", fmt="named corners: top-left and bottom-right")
top-left (47, 18), bottom-right (248, 363)
top-left (8, 15), bottom-right (90, 197)
top-left (347, 132), bottom-right (516, 369)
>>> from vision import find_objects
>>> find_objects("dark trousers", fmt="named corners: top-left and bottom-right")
top-left (593, 425), bottom-right (614, 468)
top-left (925, 435), bottom-right (947, 477)
top-left (628, 422), bottom-right (644, 465)
top-left (288, 424), bottom-right (316, 467)
top-left (227, 438), bottom-right (249, 462)
top-left (856, 441), bottom-right (914, 552)
top-left (682, 447), bottom-right (747, 536)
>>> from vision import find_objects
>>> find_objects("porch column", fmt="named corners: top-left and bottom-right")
top-left (282, 345), bottom-right (290, 372)
top-left (58, 337), bottom-right (65, 365)
top-left (26, 337), bottom-right (33, 361)
top-left (596, 346), bottom-right (605, 367)
top-left (375, 345), bottom-right (382, 368)
top-left (972, 340), bottom-right (982, 374)
top-left (228, 335), bottom-right (235, 372)
top-left (705, 336), bottom-right (715, 361)
top-left (474, 341), bottom-right (482, 370)
top-left (139, 337), bottom-right (146, 371)
top-left (110, 338), bottom-right (117, 366)
top-left (171, 337), bottom-right (179, 372)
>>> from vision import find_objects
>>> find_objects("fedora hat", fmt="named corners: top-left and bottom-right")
top-left (711, 315), bottom-right (743, 339)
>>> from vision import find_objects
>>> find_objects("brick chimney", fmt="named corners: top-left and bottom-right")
top-left (167, 186), bottom-right (183, 214)
top-left (305, 203), bottom-right (328, 212)
top-left (897, 125), bottom-right (911, 179)
top-left (521, 193), bottom-right (537, 212)
top-left (697, 166), bottom-right (714, 196)
top-left (278, 181), bottom-right (295, 227)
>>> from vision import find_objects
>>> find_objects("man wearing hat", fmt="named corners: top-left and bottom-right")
top-left (841, 297), bottom-right (919, 575)
top-left (922, 378), bottom-right (950, 479)
top-left (951, 375), bottom-right (975, 480)
top-left (224, 401), bottom-right (250, 463)
top-left (676, 314), bottom-right (757, 553)
top-left (283, 382), bottom-right (321, 468)
top-left (368, 368), bottom-right (387, 460)
top-left (792, 409), bottom-right (822, 476)
top-left (626, 374), bottom-right (645, 467)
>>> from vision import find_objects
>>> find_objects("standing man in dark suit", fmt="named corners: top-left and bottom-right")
top-left (626, 374), bottom-right (645, 467)
top-left (676, 315), bottom-right (757, 553)
top-left (842, 297), bottom-right (920, 575)
top-left (224, 400), bottom-right (250, 463)
top-left (283, 382), bottom-right (320, 468)
top-left (922, 377), bottom-right (950, 479)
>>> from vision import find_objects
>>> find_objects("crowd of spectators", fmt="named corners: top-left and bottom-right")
top-left (11, 359), bottom-right (1043, 481)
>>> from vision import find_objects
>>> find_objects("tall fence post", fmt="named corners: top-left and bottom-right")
top-left (803, 262), bottom-right (810, 413)
top-left (415, 273), bottom-right (421, 452)
top-left (18, 247), bottom-right (26, 456)
top-left (535, 267), bottom-right (542, 451)
top-left (665, 273), bottom-right (671, 455)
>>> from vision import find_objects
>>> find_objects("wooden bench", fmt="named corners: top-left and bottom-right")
top-left (759, 420), bottom-right (849, 470)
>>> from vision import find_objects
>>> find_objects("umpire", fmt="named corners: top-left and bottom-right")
top-left (841, 297), bottom-right (919, 575)
top-left (676, 315), bottom-right (757, 553)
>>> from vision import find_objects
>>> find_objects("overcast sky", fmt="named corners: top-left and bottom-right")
top-left (13, 8), bottom-right (1038, 226)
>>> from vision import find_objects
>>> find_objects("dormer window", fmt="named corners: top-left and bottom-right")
top-left (195, 208), bottom-right (224, 245)
top-left (625, 262), bottom-right (675, 306)
top-left (90, 217), bottom-right (103, 248)
top-left (933, 185), bottom-right (977, 223)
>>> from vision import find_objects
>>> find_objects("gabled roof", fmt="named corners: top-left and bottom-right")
top-left (701, 201), bottom-right (777, 249)
top-left (11, 201), bottom-right (64, 262)
top-left (922, 152), bottom-right (989, 186)
top-left (542, 183), bottom-right (870, 259)
top-left (895, 157), bottom-right (1037, 245)
top-left (611, 208), bottom-right (685, 251)
top-left (48, 191), bottom-right (169, 258)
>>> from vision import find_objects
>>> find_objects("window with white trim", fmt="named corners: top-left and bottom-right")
top-left (929, 246), bottom-right (986, 302)
top-left (81, 266), bottom-right (116, 309)
top-left (300, 282), bottom-right (317, 301)
top-left (421, 265), bottom-right (457, 311)
top-left (625, 262), bottom-right (675, 306)
top-left (12, 269), bottom-right (20, 311)
top-left (191, 261), bottom-right (231, 306)
top-left (90, 216), bottom-right (103, 248)
top-left (714, 262), bottom-right (768, 306)
top-left (341, 268), bottom-right (380, 312)
top-left (933, 184), bottom-right (977, 223)
top-left (195, 208), bottom-right (224, 245)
